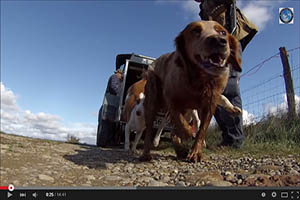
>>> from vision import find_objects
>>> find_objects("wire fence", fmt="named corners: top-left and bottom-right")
top-left (241, 47), bottom-right (300, 125)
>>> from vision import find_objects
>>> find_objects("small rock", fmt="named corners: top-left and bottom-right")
top-left (105, 163), bottom-right (114, 169)
top-left (85, 175), bottom-right (96, 181)
top-left (154, 175), bottom-right (160, 180)
top-left (38, 174), bottom-right (54, 182)
top-left (176, 181), bottom-right (186, 186)
top-left (160, 176), bottom-right (170, 183)
top-left (237, 179), bottom-right (243, 185)
top-left (289, 169), bottom-right (299, 175)
top-left (148, 180), bottom-right (169, 187)
top-left (1, 144), bottom-right (10, 149)
top-left (225, 171), bottom-right (232, 176)
top-left (236, 174), bottom-right (248, 180)
top-left (112, 167), bottom-right (121, 172)
top-left (205, 180), bottom-right (232, 187)
top-left (143, 171), bottom-right (151, 177)
top-left (42, 155), bottom-right (52, 159)
top-left (139, 176), bottom-right (155, 183)
top-left (225, 174), bottom-right (237, 183)
top-left (12, 180), bottom-right (20, 186)
top-left (160, 161), bottom-right (169, 165)
top-left (247, 174), bottom-right (271, 180)
top-left (103, 176), bottom-right (122, 181)
top-left (125, 167), bottom-right (132, 172)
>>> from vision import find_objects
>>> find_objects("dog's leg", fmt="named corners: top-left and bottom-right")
top-left (187, 107), bottom-right (214, 162)
top-left (124, 123), bottom-right (130, 151)
top-left (131, 128), bottom-right (144, 153)
top-left (153, 112), bottom-right (170, 147)
top-left (217, 95), bottom-right (242, 115)
top-left (170, 109), bottom-right (196, 160)
top-left (171, 110), bottom-right (194, 140)
top-left (190, 110), bottom-right (200, 136)
top-left (190, 110), bottom-right (206, 147)
top-left (139, 72), bottom-right (161, 162)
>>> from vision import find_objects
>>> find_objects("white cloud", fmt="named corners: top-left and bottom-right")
top-left (265, 94), bottom-right (300, 116)
top-left (178, 1), bottom-right (283, 31)
top-left (1, 82), bottom-right (97, 145)
top-left (154, 0), bottom-right (200, 20)
top-left (239, 3), bottom-right (271, 31)
top-left (209, 109), bottom-right (256, 127)
top-left (243, 109), bottom-right (256, 125)
top-left (180, 1), bottom-right (200, 20)
top-left (0, 82), bottom-right (19, 111)
top-left (239, 1), bottom-right (286, 31)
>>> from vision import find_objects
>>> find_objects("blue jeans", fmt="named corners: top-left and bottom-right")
top-left (214, 72), bottom-right (244, 148)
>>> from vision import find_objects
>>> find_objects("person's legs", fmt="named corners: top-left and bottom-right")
top-left (98, 106), bottom-right (103, 123)
top-left (214, 74), bottom-right (244, 148)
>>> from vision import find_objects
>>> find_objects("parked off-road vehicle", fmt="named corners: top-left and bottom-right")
top-left (96, 53), bottom-right (171, 147)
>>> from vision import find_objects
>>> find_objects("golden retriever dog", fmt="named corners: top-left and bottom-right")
top-left (140, 21), bottom-right (242, 162)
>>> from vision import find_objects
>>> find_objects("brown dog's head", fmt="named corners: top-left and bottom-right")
top-left (175, 21), bottom-right (241, 76)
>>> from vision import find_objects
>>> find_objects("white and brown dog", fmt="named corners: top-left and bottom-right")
top-left (124, 92), bottom-right (146, 152)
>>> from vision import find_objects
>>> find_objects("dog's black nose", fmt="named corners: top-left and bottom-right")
top-left (207, 36), bottom-right (227, 48)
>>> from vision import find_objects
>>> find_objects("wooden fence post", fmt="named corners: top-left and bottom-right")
top-left (279, 47), bottom-right (297, 119)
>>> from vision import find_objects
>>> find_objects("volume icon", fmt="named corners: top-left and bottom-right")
top-left (33, 192), bottom-right (38, 198)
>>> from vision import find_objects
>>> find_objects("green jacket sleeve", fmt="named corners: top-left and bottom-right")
top-left (233, 8), bottom-right (258, 51)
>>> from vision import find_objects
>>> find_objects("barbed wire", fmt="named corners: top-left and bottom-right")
top-left (241, 46), bottom-right (300, 78)
top-left (240, 48), bottom-right (299, 122)
top-left (243, 91), bottom-right (285, 107)
top-left (242, 66), bottom-right (300, 94)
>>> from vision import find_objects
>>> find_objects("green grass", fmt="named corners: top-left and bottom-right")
top-left (158, 115), bottom-right (300, 158)
top-left (207, 115), bottom-right (300, 157)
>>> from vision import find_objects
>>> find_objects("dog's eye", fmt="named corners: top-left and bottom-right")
top-left (219, 30), bottom-right (227, 36)
top-left (192, 28), bottom-right (202, 37)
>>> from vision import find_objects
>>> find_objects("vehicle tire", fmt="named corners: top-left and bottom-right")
top-left (96, 119), bottom-right (110, 147)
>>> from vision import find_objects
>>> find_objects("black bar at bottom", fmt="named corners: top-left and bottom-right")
top-left (1, 188), bottom-right (299, 200)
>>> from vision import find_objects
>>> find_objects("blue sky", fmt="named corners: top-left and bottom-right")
top-left (1, 0), bottom-right (299, 145)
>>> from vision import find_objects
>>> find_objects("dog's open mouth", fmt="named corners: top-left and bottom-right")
top-left (196, 54), bottom-right (227, 69)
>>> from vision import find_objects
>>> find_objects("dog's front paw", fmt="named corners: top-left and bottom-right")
top-left (232, 106), bottom-right (242, 115)
top-left (139, 154), bottom-right (152, 162)
top-left (153, 138), bottom-right (160, 148)
top-left (187, 148), bottom-right (203, 163)
top-left (130, 148), bottom-right (138, 154)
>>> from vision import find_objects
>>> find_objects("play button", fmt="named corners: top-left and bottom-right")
top-left (7, 192), bottom-right (13, 198)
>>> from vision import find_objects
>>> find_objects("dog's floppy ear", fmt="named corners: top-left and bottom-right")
top-left (175, 26), bottom-right (193, 69)
top-left (175, 30), bottom-right (186, 58)
top-left (227, 34), bottom-right (242, 72)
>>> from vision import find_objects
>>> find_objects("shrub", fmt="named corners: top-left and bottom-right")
top-left (66, 134), bottom-right (80, 144)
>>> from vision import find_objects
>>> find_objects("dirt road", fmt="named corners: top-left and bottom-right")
top-left (1, 133), bottom-right (300, 187)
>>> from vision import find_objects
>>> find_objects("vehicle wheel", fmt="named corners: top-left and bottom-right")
top-left (96, 119), bottom-right (110, 147)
